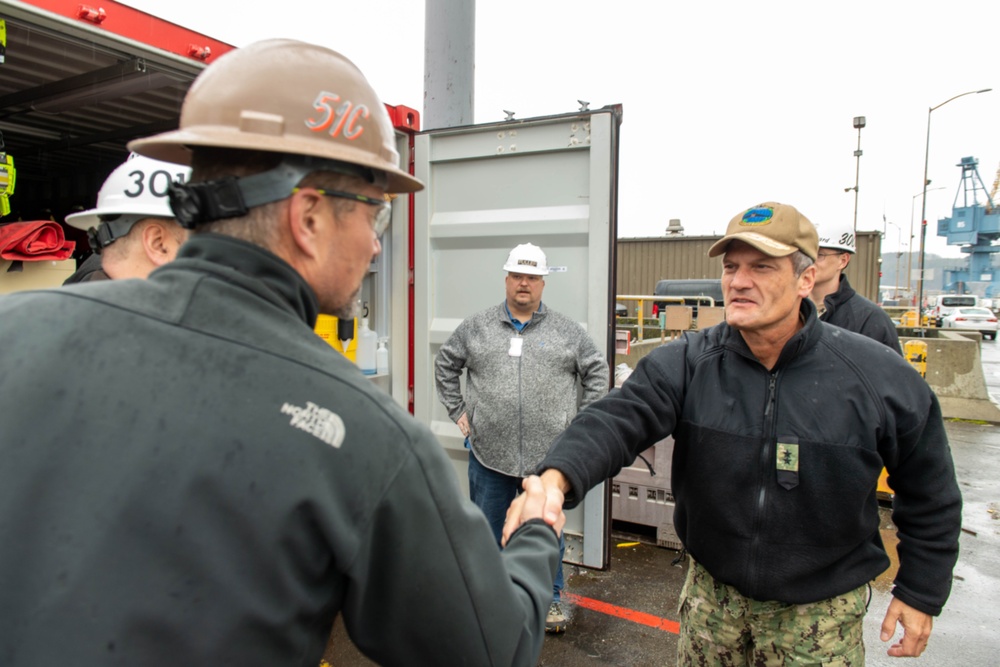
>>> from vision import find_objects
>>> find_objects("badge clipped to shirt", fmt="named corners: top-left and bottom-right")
top-left (509, 337), bottom-right (523, 357)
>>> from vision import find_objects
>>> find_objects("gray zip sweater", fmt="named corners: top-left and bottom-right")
top-left (435, 301), bottom-right (609, 476)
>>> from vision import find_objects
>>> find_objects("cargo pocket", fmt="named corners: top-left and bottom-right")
top-left (819, 641), bottom-right (865, 666)
top-left (776, 437), bottom-right (799, 490)
top-left (817, 585), bottom-right (867, 666)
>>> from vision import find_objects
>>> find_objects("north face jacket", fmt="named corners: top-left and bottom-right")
top-left (0, 234), bottom-right (559, 667)
top-left (541, 299), bottom-right (961, 616)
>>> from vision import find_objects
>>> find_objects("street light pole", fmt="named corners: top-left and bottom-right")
top-left (851, 116), bottom-right (865, 233)
top-left (886, 220), bottom-right (902, 298)
top-left (915, 88), bottom-right (992, 328)
top-left (909, 187), bottom-right (945, 303)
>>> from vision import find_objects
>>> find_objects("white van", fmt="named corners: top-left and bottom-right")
top-left (930, 294), bottom-right (978, 327)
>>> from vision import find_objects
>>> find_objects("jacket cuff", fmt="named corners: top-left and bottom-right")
top-left (533, 465), bottom-right (583, 509)
top-left (511, 517), bottom-right (560, 543)
top-left (890, 585), bottom-right (944, 617)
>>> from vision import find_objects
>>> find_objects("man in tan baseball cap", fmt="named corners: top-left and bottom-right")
top-left (505, 199), bottom-right (960, 665)
top-left (708, 201), bottom-right (819, 261)
top-left (708, 202), bottom-right (819, 369)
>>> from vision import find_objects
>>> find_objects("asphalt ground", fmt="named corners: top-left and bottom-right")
top-left (323, 342), bottom-right (1000, 666)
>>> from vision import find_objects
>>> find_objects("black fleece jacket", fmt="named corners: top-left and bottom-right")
top-left (821, 274), bottom-right (901, 354)
top-left (541, 298), bottom-right (961, 615)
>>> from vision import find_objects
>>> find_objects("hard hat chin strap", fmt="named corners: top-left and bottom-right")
top-left (87, 215), bottom-right (145, 253)
top-left (167, 154), bottom-right (382, 229)
top-left (169, 177), bottom-right (248, 230)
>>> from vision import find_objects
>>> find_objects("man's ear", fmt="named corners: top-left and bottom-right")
top-left (286, 189), bottom-right (325, 261)
top-left (798, 263), bottom-right (817, 298)
top-left (840, 253), bottom-right (852, 271)
top-left (142, 221), bottom-right (174, 267)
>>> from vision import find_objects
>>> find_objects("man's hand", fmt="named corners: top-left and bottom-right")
top-left (880, 597), bottom-right (933, 658)
top-left (457, 413), bottom-right (470, 438)
top-left (501, 470), bottom-right (568, 546)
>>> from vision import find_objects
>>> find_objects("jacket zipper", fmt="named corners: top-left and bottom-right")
top-left (748, 371), bottom-right (778, 593)
top-left (515, 326), bottom-right (524, 475)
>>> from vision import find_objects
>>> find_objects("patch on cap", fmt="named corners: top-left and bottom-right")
top-left (740, 207), bottom-right (775, 226)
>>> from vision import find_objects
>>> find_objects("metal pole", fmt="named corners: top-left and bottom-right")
top-left (852, 125), bottom-right (862, 233)
top-left (424, 0), bottom-right (475, 129)
top-left (886, 221), bottom-right (902, 299)
top-left (916, 106), bottom-right (933, 327)
top-left (915, 89), bottom-right (992, 329)
top-left (909, 188), bottom-right (945, 304)
top-left (895, 245), bottom-right (902, 300)
top-left (908, 194), bottom-right (917, 303)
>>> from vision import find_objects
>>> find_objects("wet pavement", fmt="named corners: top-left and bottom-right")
top-left (324, 343), bottom-right (1000, 666)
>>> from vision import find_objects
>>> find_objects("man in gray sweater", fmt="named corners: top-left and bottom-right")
top-left (435, 242), bottom-right (609, 633)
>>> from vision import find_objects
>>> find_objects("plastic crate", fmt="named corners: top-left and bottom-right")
top-left (610, 481), bottom-right (681, 550)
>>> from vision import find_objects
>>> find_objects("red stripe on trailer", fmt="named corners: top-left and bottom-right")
top-left (21, 0), bottom-right (235, 62)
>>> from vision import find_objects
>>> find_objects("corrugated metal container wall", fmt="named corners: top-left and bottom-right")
top-left (616, 231), bottom-right (882, 302)
top-left (851, 231), bottom-right (882, 302)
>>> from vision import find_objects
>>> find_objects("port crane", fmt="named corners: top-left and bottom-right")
top-left (935, 156), bottom-right (1000, 295)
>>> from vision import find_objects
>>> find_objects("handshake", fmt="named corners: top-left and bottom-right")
top-left (501, 470), bottom-right (570, 546)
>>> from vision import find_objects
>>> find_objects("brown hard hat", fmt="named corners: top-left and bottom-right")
top-left (129, 39), bottom-right (423, 194)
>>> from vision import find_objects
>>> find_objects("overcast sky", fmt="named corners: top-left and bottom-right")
top-left (125, 0), bottom-right (999, 259)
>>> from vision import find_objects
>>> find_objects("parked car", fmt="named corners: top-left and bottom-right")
top-left (615, 302), bottom-right (628, 318)
top-left (929, 294), bottom-right (978, 327)
top-left (941, 307), bottom-right (998, 340)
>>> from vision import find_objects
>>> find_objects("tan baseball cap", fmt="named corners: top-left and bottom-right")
top-left (708, 202), bottom-right (819, 261)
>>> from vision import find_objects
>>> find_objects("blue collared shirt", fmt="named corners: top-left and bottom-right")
top-left (505, 301), bottom-right (541, 332)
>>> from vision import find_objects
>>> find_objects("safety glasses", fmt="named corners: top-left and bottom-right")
top-left (293, 187), bottom-right (392, 237)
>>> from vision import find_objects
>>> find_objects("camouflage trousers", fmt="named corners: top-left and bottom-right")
top-left (677, 558), bottom-right (867, 666)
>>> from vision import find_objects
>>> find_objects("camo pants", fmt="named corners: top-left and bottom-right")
top-left (677, 558), bottom-right (867, 666)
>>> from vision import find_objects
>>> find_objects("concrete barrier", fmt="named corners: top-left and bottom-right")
top-left (615, 330), bottom-right (1000, 423)
top-left (900, 330), bottom-right (1000, 422)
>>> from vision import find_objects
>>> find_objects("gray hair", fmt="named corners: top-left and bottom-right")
top-left (790, 251), bottom-right (814, 277)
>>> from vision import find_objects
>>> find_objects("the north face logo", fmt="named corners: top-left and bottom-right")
top-left (281, 401), bottom-right (345, 448)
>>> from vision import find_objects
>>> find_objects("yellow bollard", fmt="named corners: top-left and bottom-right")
top-left (904, 340), bottom-right (927, 378)
top-left (877, 340), bottom-right (930, 501)
top-left (877, 466), bottom-right (894, 499)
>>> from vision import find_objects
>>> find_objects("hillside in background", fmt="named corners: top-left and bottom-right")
top-left (879, 250), bottom-right (1000, 297)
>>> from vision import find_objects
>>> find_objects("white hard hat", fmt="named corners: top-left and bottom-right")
top-left (815, 220), bottom-right (856, 254)
top-left (503, 243), bottom-right (549, 275)
top-left (65, 154), bottom-right (190, 231)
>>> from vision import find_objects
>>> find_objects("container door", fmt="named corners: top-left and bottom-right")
top-left (412, 107), bottom-right (621, 569)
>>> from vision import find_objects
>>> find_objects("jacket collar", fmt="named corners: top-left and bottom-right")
top-left (822, 274), bottom-right (856, 318)
top-left (722, 298), bottom-right (821, 369)
top-left (171, 234), bottom-right (320, 327)
top-left (497, 300), bottom-right (547, 326)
